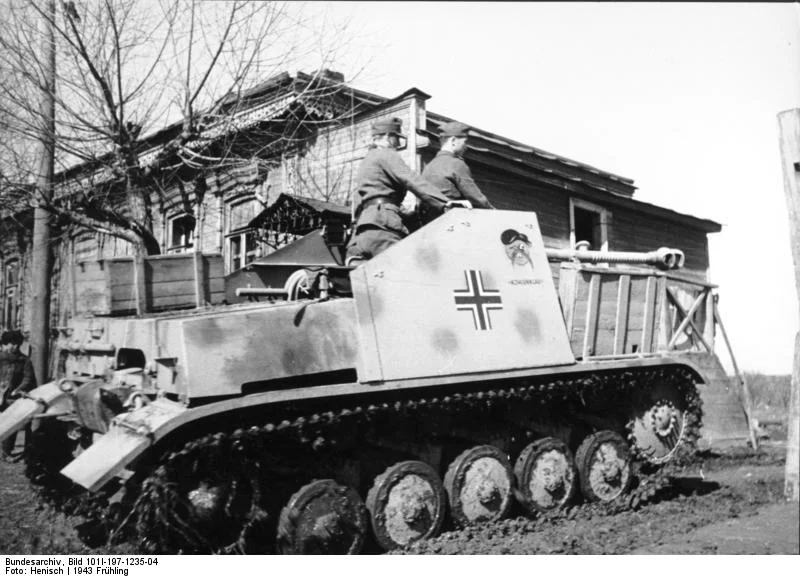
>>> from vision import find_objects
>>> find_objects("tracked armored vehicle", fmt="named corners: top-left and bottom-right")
top-left (0, 208), bottom-right (740, 553)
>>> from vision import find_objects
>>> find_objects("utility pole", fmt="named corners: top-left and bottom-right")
top-left (30, 0), bottom-right (56, 385)
top-left (778, 109), bottom-right (800, 502)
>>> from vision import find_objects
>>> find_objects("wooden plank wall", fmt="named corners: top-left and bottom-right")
top-left (472, 165), bottom-right (571, 249)
top-left (467, 163), bottom-right (712, 284)
top-left (610, 204), bottom-right (710, 282)
top-left (290, 97), bottom-right (420, 207)
top-left (144, 254), bottom-right (225, 311)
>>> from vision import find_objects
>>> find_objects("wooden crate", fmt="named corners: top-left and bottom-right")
top-left (74, 253), bottom-right (224, 316)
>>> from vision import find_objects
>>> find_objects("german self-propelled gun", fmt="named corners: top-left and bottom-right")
top-left (0, 208), bottom-right (745, 553)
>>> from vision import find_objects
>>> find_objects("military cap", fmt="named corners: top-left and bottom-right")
top-left (372, 117), bottom-right (404, 137)
top-left (0, 330), bottom-right (23, 346)
top-left (501, 229), bottom-right (530, 246)
top-left (439, 121), bottom-right (471, 139)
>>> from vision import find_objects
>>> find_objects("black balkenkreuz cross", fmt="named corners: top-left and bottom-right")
top-left (453, 270), bottom-right (503, 330)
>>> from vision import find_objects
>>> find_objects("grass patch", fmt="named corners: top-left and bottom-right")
top-left (744, 372), bottom-right (791, 413)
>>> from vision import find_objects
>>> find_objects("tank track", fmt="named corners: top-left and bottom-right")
top-left (82, 365), bottom-right (703, 553)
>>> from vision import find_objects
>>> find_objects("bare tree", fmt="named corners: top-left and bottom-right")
top-left (0, 0), bottom-right (363, 255)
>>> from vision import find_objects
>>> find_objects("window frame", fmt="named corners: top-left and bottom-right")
top-left (166, 213), bottom-right (195, 254)
top-left (569, 198), bottom-right (611, 252)
top-left (3, 258), bottom-right (19, 329)
top-left (224, 197), bottom-right (264, 273)
top-left (226, 229), bottom-right (260, 273)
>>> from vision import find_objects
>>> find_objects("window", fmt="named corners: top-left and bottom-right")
top-left (168, 214), bottom-right (195, 254)
top-left (227, 231), bottom-right (260, 272)
top-left (228, 199), bottom-right (259, 232)
top-left (3, 259), bottom-right (19, 329)
top-left (5, 259), bottom-right (18, 287)
top-left (225, 198), bottom-right (262, 272)
top-left (570, 198), bottom-right (610, 251)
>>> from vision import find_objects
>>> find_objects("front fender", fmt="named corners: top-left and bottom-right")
top-left (60, 398), bottom-right (187, 491)
top-left (0, 382), bottom-right (72, 442)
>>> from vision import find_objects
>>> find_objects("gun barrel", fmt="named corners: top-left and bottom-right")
top-left (545, 246), bottom-right (685, 270)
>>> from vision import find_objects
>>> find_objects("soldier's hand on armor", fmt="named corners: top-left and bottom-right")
top-left (444, 200), bottom-right (472, 211)
top-left (399, 204), bottom-right (416, 219)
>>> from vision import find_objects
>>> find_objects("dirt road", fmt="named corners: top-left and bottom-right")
top-left (0, 443), bottom-right (796, 555)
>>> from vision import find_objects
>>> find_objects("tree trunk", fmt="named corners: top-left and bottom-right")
top-left (778, 109), bottom-right (800, 502)
top-left (788, 333), bottom-right (800, 501)
top-left (126, 178), bottom-right (157, 255)
top-left (29, 0), bottom-right (56, 386)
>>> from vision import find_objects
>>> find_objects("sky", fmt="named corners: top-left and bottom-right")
top-left (315, 2), bottom-right (800, 374)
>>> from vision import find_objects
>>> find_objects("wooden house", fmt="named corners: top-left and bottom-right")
top-left (0, 70), bottom-right (721, 337)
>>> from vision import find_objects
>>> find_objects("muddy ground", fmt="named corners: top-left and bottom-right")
top-left (0, 442), bottom-right (797, 555)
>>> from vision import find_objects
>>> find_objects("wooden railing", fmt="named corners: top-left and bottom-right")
top-left (558, 262), bottom-right (717, 360)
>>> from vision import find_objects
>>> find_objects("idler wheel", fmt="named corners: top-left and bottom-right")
top-left (513, 437), bottom-right (577, 514)
top-left (444, 445), bottom-right (514, 527)
top-left (629, 384), bottom-right (687, 464)
top-left (366, 461), bottom-right (446, 551)
top-left (575, 431), bottom-right (632, 503)
top-left (276, 480), bottom-right (368, 554)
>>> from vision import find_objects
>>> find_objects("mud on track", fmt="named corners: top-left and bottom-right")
top-left (397, 445), bottom-right (793, 554)
top-left (0, 444), bottom-right (793, 555)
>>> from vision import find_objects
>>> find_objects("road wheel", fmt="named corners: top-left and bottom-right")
top-left (444, 445), bottom-right (514, 527)
top-left (514, 437), bottom-right (577, 514)
top-left (366, 460), bottom-right (446, 551)
top-left (276, 479), bottom-right (368, 554)
top-left (575, 430), bottom-right (632, 502)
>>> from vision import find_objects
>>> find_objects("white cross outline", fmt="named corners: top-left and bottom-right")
top-left (453, 269), bottom-right (503, 330)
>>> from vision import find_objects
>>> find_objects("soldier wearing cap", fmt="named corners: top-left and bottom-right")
top-left (420, 121), bottom-right (494, 225)
top-left (346, 117), bottom-right (449, 265)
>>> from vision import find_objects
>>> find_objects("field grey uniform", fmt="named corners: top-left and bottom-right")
top-left (346, 118), bottom-right (449, 264)
top-left (0, 331), bottom-right (35, 457)
top-left (420, 121), bottom-right (494, 225)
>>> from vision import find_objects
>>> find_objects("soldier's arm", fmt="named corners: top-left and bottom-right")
top-left (14, 358), bottom-right (36, 394)
top-left (453, 161), bottom-right (494, 209)
top-left (384, 153), bottom-right (449, 208)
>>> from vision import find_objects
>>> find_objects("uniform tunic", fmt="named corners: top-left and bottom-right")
top-left (0, 349), bottom-right (35, 456)
top-left (0, 350), bottom-right (35, 411)
top-left (347, 147), bottom-right (448, 262)
top-left (420, 150), bottom-right (493, 223)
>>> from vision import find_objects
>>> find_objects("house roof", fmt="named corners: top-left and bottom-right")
top-left (57, 71), bottom-right (386, 183)
top-left (422, 112), bottom-right (720, 233)
top-left (425, 112), bottom-right (635, 198)
top-left (48, 70), bottom-right (720, 233)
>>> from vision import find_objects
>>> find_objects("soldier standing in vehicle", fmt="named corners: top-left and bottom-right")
top-left (0, 330), bottom-right (36, 459)
top-left (345, 118), bottom-right (450, 265)
top-left (419, 121), bottom-right (494, 225)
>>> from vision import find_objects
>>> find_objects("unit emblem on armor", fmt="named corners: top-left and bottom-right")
top-left (453, 270), bottom-right (503, 330)
top-left (501, 229), bottom-right (533, 268)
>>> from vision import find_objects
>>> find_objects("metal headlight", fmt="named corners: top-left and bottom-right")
top-left (59, 379), bottom-right (77, 393)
